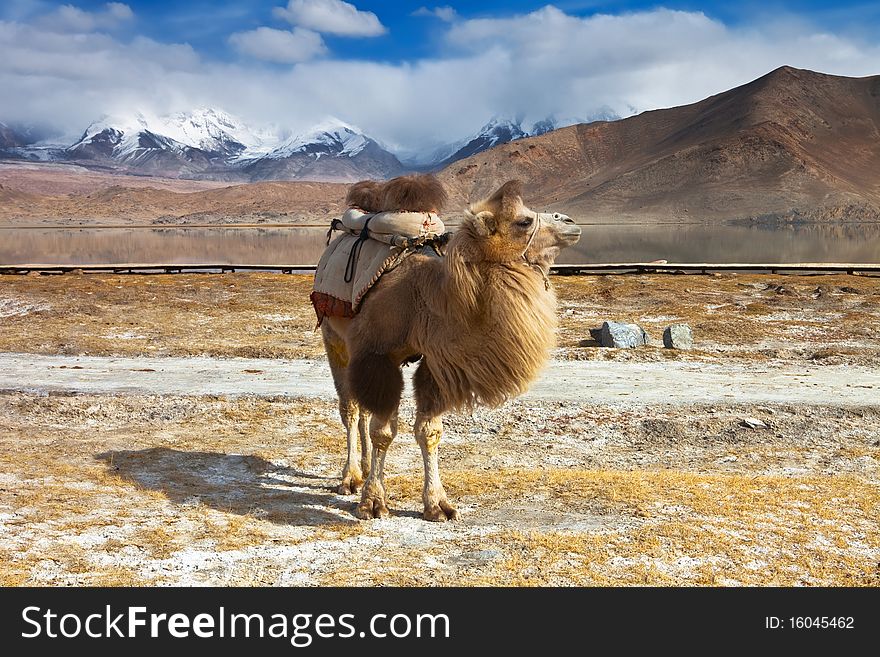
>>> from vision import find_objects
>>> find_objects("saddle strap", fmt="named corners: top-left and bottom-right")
top-left (343, 216), bottom-right (373, 284)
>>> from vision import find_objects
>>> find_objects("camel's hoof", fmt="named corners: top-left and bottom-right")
top-left (423, 500), bottom-right (458, 522)
top-left (355, 496), bottom-right (390, 520)
top-left (337, 474), bottom-right (363, 496)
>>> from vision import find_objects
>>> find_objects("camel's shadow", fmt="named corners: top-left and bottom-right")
top-left (95, 447), bottom-right (357, 526)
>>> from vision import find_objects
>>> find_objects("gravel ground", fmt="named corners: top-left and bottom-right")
top-left (0, 272), bottom-right (878, 586)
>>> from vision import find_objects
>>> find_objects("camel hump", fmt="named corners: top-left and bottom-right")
top-left (379, 174), bottom-right (447, 213)
top-left (346, 180), bottom-right (383, 213)
top-left (346, 174), bottom-right (447, 214)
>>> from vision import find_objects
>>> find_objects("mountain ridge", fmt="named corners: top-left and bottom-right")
top-left (1, 111), bottom-right (596, 180)
top-left (436, 66), bottom-right (880, 222)
top-left (2, 66), bottom-right (879, 224)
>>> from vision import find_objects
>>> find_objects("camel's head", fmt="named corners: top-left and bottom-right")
top-left (463, 180), bottom-right (581, 270)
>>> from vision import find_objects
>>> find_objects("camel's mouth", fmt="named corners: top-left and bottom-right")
top-left (559, 222), bottom-right (581, 246)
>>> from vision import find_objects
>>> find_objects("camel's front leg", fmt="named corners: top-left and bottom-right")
top-left (414, 413), bottom-right (457, 522)
top-left (355, 411), bottom-right (396, 519)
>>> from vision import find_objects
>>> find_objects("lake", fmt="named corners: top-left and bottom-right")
top-left (1, 222), bottom-right (879, 266)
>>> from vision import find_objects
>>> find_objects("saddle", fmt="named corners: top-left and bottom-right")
top-left (310, 208), bottom-right (447, 326)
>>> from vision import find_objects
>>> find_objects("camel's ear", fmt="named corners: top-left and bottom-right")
top-left (466, 209), bottom-right (496, 236)
top-left (493, 180), bottom-right (524, 221)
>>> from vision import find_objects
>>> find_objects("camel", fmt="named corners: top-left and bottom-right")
top-left (319, 178), bottom-right (581, 520)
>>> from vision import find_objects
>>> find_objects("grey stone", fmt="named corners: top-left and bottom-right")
top-left (600, 321), bottom-right (649, 348)
top-left (742, 417), bottom-right (768, 429)
top-left (663, 324), bottom-right (693, 349)
top-left (577, 327), bottom-right (604, 347)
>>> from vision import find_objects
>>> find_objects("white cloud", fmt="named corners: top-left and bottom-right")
top-left (105, 2), bottom-right (134, 22)
top-left (36, 2), bottom-right (133, 33)
top-left (1, 5), bottom-right (880, 153)
top-left (229, 26), bottom-right (326, 63)
top-left (412, 6), bottom-right (457, 23)
top-left (273, 0), bottom-right (386, 37)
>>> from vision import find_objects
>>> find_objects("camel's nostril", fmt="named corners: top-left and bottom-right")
top-left (563, 217), bottom-right (576, 225)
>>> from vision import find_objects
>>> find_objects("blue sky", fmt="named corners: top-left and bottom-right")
top-left (6, 1), bottom-right (880, 61)
top-left (1, 1), bottom-right (879, 150)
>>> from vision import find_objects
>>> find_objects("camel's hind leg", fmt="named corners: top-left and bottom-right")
top-left (413, 360), bottom-right (457, 522)
top-left (321, 323), bottom-right (369, 495)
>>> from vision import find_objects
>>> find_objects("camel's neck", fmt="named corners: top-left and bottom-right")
top-left (443, 250), bottom-right (552, 318)
top-left (428, 253), bottom-right (557, 409)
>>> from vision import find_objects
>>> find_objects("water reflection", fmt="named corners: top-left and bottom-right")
top-left (1, 223), bottom-right (879, 266)
top-left (561, 222), bottom-right (880, 264)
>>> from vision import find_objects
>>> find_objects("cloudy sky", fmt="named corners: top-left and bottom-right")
top-left (1, 0), bottom-right (879, 151)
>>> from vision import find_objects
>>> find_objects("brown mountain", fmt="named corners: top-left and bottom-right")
top-left (438, 66), bottom-right (880, 223)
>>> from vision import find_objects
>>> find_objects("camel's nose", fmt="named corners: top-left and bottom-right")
top-left (559, 221), bottom-right (581, 244)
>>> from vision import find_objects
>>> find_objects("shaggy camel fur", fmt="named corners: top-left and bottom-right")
top-left (321, 178), bottom-right (581, 520)
top-left (345, 175), bottom-right (447, 213)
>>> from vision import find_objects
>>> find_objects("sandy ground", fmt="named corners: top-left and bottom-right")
top-left (2, 353), bottom-right (879, 406)
top-left (0, 272), bottom-right (878, 586)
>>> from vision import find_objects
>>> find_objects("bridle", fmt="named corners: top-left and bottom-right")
top-left (520, 208), bottom-right (550, 291)
top-left (521, 208), bottom-right (542, 259)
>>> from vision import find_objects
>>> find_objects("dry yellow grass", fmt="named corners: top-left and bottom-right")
top-left (383, 468), bottom-right (879, 586)
top-left (2, 388), bottom-right (878, 586)
top-left (0, 273), bottom-right (325, 359)
top-left (1, 272), bottom-right (878, 363)
top-left (553, 273), bottom-right (880, 363)
top-left (3, 417), bottom-right (878, 585)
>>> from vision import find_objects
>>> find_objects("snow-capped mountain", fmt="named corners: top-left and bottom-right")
top-left (71, 114), bottom-right (169, 158)
top-left (151, 108), bottom-right (282, 159)
top-left (399, 112), bottom-right (623, 168)
top-left (242, 118), bottom-right (404, 182)
top-left (2, 107), bottom-right (621, 179)
top-left (65, 113), bottom-right (218, 176)
top-left (62, 112), bottom-right (247, 178)
top-left (427, 112), bottom-right (625, 169)
top-left (56, 112), bottom-right (403, 181)
top-left (262, 119), bottom-right (368, 159)
top-left (433, 117), bottom-right (529, 169)
top-left (67, 109), bottom-right (284, 163)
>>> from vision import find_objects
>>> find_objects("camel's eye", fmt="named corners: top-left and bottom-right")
top-left (517, 218), bottom-right (533, 228)
top-left (553, 213), bottom-right (561, 219)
